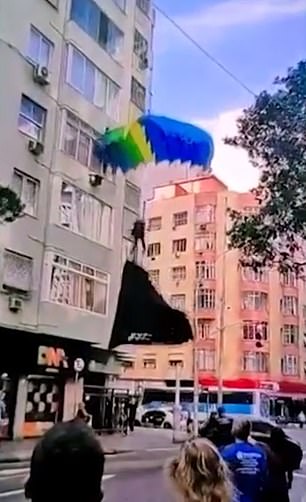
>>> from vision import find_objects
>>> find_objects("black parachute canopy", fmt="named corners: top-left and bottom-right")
top-left (109, 261), bottom-right (193, 349)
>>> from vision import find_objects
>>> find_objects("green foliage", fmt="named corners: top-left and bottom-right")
top-left (0, 186), bottom-right (24, 224)
top-left (226, 60), bottom-right (306, 273)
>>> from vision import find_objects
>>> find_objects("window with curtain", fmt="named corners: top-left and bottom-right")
top-left (49, 254), bottom-right (109, 315)
top-left (59, 181), bottom-right (113, 246)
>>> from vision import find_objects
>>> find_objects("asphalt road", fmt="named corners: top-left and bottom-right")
top-left (1, 429), bottom-right (306, 501)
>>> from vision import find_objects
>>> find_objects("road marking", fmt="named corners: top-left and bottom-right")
top-left (0, 489), bottom-right (24, 498)
top-left (0, 474), bottom-right (115, 498)
top-left (294, 473), bottom-right (306, 479)
top-left (0, 468), bottom-right (29, 476)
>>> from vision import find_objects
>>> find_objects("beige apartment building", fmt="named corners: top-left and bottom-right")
top-left (0, 0), bottom-right (154, 438)
top-left (120, 175), bottom-right (306, 399)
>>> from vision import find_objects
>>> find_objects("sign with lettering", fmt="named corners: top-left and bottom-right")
top-left (127, 332), bottom-right (152, 342)
top-left (38, 346), bottom-right (68, 369)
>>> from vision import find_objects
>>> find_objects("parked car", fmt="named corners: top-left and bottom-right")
top-left (135, 407), bottom-right (185, 429)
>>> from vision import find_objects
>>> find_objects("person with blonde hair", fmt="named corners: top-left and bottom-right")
top-left (168, 438), bottom-right (234, 502)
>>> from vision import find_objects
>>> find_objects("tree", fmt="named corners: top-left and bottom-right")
top-left (226, 60), bottom-right (306, 274)
top-left (0, 186), bottom-right (24, 224)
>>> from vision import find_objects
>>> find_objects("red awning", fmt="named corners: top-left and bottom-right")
top-left (199, 376), bottom-right (306, 394)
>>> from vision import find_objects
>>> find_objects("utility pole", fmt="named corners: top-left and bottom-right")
top-left (217, 197), bottom-right (228, 406)
top-left (193, 281), bottom-right (200, 437)
top-left (172, 363), bottom-right (181, 443)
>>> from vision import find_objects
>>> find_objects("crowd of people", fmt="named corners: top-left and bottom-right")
top-left (24, 405), bottom-right (297, 502)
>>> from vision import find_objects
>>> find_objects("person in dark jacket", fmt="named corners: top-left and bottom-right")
top-left (199, 411), bottom-right (219, 442)
top-left (215, 406), bottom-right (233, 448)
top-left (25, 421), bottom-right (105, 502)
top-left (260, 427), bottom-right (293, 502)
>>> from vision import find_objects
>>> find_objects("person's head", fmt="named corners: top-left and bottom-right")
top-left (232, 419), bottom-right (251, 442)
top-left (270, 427), bottom-right (286, 448)
top-left (217, 406), bottom-right (225, 418)
top-left (25, 421), bottom-right (104, 502)
top-left (168, 439), bottom-right (233, 502)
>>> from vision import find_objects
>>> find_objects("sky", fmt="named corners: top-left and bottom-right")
top-left (150, 0), bottom-right (306, 191)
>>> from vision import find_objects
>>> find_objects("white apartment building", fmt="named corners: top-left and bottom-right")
top-left (0, 0), bottom-right (154, 438)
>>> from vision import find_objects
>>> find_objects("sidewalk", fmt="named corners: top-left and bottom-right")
top-left (0, 428), bottom-right (176, 463)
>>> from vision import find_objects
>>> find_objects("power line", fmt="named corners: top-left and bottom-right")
top-left (153, 3), bottom-right (257, 98)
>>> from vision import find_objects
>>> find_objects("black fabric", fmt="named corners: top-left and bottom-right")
top-left (109, 261), bottom-right (193, 349)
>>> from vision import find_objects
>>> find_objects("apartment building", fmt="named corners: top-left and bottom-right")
top-left (0, 0), bottom-right (154, 438)
top-left (121, 175), bottom-right (306, 400)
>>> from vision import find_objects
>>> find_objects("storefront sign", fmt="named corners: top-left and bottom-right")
top-left (38, 346), bottom-right (68, 369)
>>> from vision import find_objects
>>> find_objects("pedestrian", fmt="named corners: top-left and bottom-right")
top-left (25, 421), bottom-right (105, 502)
top-left (261, 427), bottom-right (293, 502)
top-left (199, 411), bottom-right (219, 443)
top-left (168, 438), bottom-right (233, 502)
top-left (74, 402), bottom-right (90, 424)
top-left (214, 406), bottom-right (233, 448)
top-left (298, 410), bottom-right (306, 429)
top-left (221, 419), bottom-right (267, 502)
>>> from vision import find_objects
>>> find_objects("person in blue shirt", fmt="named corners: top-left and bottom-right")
top-left (221, 419), bottom-right (267, 502)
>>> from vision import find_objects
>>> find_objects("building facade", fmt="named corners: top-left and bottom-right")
top-left (121, 175), bottom-right (306, 401)
top-left (0, 0), bottom-right (154, 438)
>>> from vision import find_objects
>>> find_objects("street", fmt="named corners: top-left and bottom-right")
top-left (0, 429), bottom-right (306, 501)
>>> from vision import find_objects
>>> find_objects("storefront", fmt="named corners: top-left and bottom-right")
top-left (0, 327), bottom-right (110, 439)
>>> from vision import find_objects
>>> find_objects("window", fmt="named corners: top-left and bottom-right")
top-left (241, 267), bottom-right (268, 283)
top-left (195, 233), bottom-right (215, 251)
top-left (49, 254), bottom-right (109, 315)
top-left (143, 358), bottom-right (156, 369)
top-left (70, 0), bottom-right (124, 61)
top-left (136, 0), bottom-right (150, 15)
top-left (196, 261), bottom-right (215, 280)
top-left (198, 349), bottom-right (215, 371)
top-left (170, 294), bottom-right (186, 311)
top-left (282, 325), bottom-right (299, 345)
top-left (148, 217), bottom-right (161, 231)
top-left (197, 289), bottom-right (215, 309)
top-left (59, 181), bottom-right (113, 246)
top-left (242, 292), bottom-right (268, 311)
top-left (62, 110), bottom-right (103, 172)
top-left (242, 352), bottom-right (269, 372)
top-left (171, 266), bottom-right (186, 281)
top-left (66, 45), bottom-right (120, 119)
top-left (147, 242), bottom-right (161, 258)
top-left (28, 26), bottom-right (53, 68)
top-left (173, 211), bottom-right (188, 227)
top-left (197, 319), bottom-right (214, 340)
top-left (168, 358), bottom-right (183, 368)
top-left (12, 170), bottom-right (39, 217)
top-left (125, 182), bottom-right (140, 211)
top-left (281, 272), bottom-right (297, 287)
top-left (195, 205), bottom-right (216, 224)
top-left (18, 95), bottom-right (46, 141)
top-left (148, 269), bottom-right (159, 287)
top-left (131, 77), bottom-right (146, 111)
top-left (242, 321), bottom-right (268, 341)
top-left (281, 296), bottom-right (298, 315)
top-left (2, 250), bottom-right (33, 292)
top-left (281, 355), bottom-right (298, 376)
top-left (134, 29), bottom-right (148, 56)
top-left (172, 239), bottom-right (187, 254)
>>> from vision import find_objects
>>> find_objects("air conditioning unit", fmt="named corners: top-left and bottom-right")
top-left (175, 280), bottom-right (180, 287)
top-left (89, 173), bottom-right (103, 187)
top-left (33, 64), bottom-right (50, 86)
top-left (28, 139), bottom-right (44, 156)
top-left (175, 252), bottom-right (180, 258)
top-left (199, 224), bottom-right (207, 231)
top-left (8, 295), bottom-right (23, 313)
top-left (172, 226), bottom-right (176, 231)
